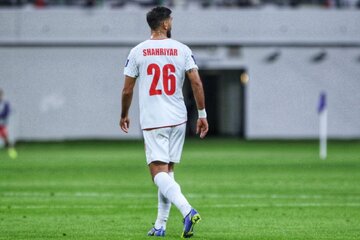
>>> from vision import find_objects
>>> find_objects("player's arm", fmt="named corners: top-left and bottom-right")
top-left (186, 68), bottom-right (209, 139)
top-left (120, 75), bottom-right (136, 133)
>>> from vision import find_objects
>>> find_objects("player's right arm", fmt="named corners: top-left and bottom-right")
top-left (120, 75), bottom-right (136, 133)
top-left (121, 47), bottom-right (139, 133)
top-left (186, 68), bottom-right (209, 139)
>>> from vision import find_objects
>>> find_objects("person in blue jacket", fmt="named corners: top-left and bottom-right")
top-left (0, 88), bottom-right (17, 159)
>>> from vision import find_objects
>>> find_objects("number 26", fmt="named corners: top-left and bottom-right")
top-left (147, 63), bottom-right (176, 96)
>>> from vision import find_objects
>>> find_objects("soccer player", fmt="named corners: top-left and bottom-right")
top-left (119, 6), bottom-right (208, 238)
top-left (0, 88), bottom-right (17, 159)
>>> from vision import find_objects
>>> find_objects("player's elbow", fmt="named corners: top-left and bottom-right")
top-left (191, 79), bottom-right (203, 90)
top-left (122, 88), bottom-right (133, 97)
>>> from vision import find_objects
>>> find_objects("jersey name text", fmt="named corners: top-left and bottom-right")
top-left (143, 48), bottom-right (178, 56)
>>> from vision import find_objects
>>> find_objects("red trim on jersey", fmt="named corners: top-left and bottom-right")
top-left (143, 121), bottom-right (187, 131)
top-left (0, 125), bottom-right (8, 138)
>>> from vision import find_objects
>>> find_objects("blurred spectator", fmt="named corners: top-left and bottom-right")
top-left (0, 89), bottom-right (17, 159)
top-left (84, 0), bottom-right (96, 7)
top-left (34, 0), bottom-right (47, 7)
top-left (110, 0), bottom-right (126, 7)
top-left (0, 0), bottom-right (25, 6)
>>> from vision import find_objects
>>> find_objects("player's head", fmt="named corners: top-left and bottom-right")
top-left (146, 6), bottom-right (172, 38)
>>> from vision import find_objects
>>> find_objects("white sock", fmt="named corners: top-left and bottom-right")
top-left (154, 172), bottom-right (174, 230)
top-left (154, 172), bottom-right (192, 218)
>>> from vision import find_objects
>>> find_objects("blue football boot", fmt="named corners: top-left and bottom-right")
top-left (181, 209), bottom-right (201, 238)
top-left (147, 226), bottom-right (165, 237)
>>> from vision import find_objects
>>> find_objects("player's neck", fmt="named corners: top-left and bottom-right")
top-left (150, 30), bottom-right (168, 40)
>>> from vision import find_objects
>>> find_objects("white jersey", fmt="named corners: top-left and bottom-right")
top-left (124, 39), bottom-right (198, 129)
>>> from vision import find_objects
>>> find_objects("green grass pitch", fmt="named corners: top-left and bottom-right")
top-left (1, 139), bottom-right (360, 239)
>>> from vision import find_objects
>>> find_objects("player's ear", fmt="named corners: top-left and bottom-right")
top-left (163, 18), bottom-right (171, 30)
top-left (162, 20), bottom-right (167, 30)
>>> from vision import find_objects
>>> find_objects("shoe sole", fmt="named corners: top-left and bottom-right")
top-left (147, 233), bottom-right (165, 237)
top-left (147, 229), bottom-right (165, 237)
top-left (181, 213), bottom-right (201, 238)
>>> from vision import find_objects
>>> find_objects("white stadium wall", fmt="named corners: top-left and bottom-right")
top-left (0, 47), bottom-right (141, 140)
top-left (244, 47), bottom-right (360, 139)
top-left (0, 8), bottom-right (359, 140)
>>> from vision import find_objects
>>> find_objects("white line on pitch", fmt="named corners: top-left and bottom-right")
top-left (127, 202), bottom-right (360, 209)
top-left (2, 202), bottom-right (360, 210)
top-left (0, 205), bottom-right (117, 209)
top-left (2, 192), bottom-right (360, 200)
top-left (211, 203), bottom-right (360, 208)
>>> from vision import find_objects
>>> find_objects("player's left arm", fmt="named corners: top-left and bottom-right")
top-left (186, 68), bottom-right (209, 139)
top-left (120, 75), bottom-right (136, 133)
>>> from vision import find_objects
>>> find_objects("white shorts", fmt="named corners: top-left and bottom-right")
top-left (143, 123), bottom-right (186, 165)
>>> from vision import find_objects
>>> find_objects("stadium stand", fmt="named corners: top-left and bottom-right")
top-left (0, 0), bottom-right (359, 8)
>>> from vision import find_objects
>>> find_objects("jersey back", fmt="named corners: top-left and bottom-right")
top-left (124, 39), bottom-right (198, 129)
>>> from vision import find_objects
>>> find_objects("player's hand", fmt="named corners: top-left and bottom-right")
top-left (196, 118), bottom-right (208, 139)
top-left (120, 117), bottom-right (130, 133)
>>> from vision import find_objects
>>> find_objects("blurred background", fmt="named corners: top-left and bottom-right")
top-left (1, 0), bottom-right (360, 142)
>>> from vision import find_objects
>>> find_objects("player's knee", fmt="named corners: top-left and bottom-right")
top-left (149, 161), bottom-right (169, 181)
top-left (168, 162), bottom-right (175, 172)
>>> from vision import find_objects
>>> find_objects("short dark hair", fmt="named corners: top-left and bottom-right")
top-left (146, 6), bottom-right (172, 30)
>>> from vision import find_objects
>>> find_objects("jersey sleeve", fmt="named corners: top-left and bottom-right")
top-left (124, 48), bottom-right (139, 78)
top-left (184, 46), bottom-right (198, 71)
